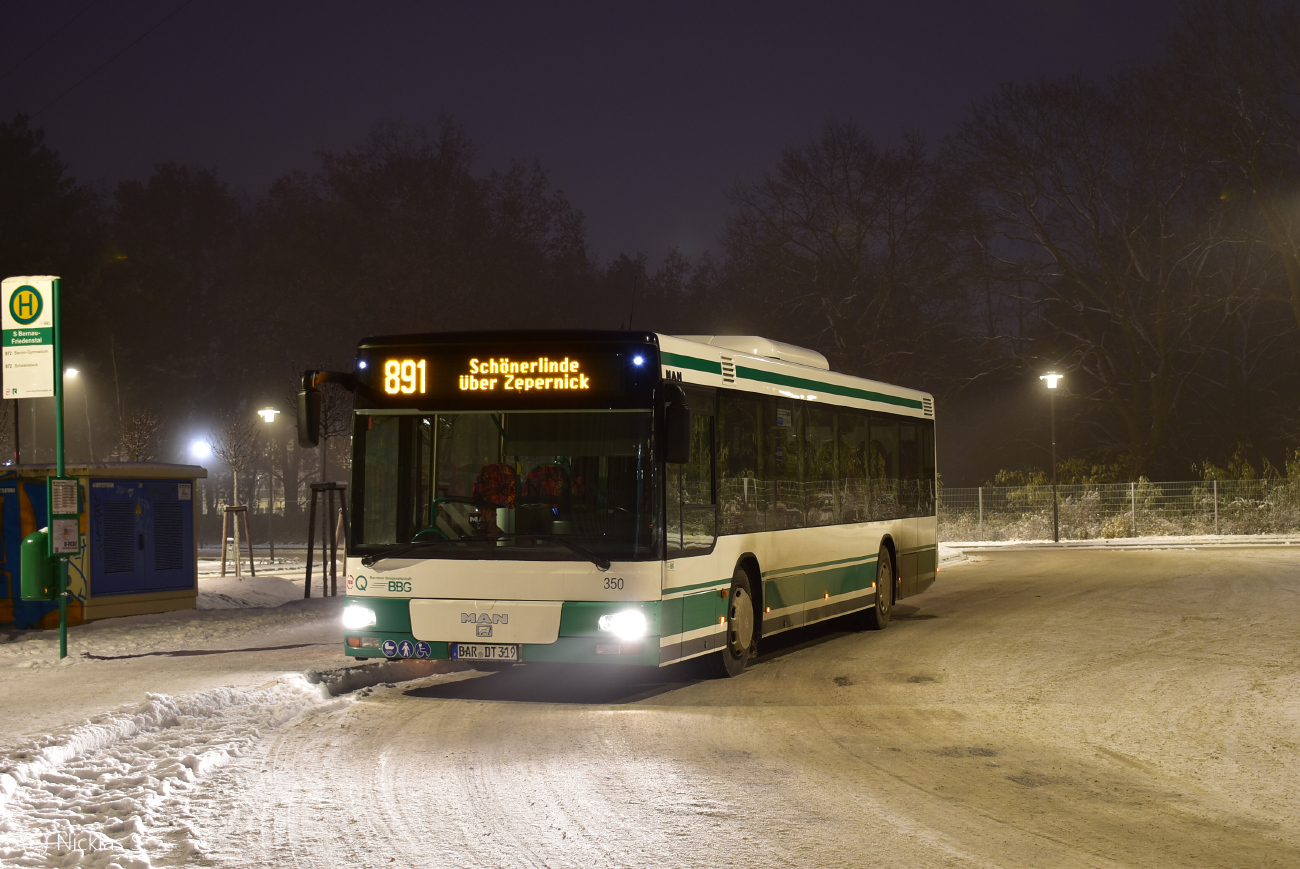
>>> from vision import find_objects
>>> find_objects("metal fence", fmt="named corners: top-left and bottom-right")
top-left (939, 479), bottom-right (1300, 541)
top-left (194, 479), bottom-right (1300, 548)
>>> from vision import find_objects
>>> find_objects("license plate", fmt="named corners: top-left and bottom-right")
top-left (451, 643), bottom-right (519, 662)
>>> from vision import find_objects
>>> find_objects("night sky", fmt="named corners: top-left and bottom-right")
top-left (2, 0), bottom-right (1183, 263)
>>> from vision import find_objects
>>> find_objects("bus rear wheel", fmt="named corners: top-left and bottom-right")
top-left (862, 545), bottom-right (893, 630)
top-left (711, 567), bottom-right (756, 678)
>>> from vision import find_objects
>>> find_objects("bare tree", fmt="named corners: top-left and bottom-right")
top-left (208, 411), bottom-right (261, 506)
top-left (950, 74), bottom-right (1227, 477)
top-left (722, 120), bottom-right (979, 387)
top-left (113, 408), bottom-right (163, 461)
top-left (1168, 1), bottom-right (1300, 328)
top-left (208, 411), bottom-right (262, 575)
top-left (317, 376), bottom-right (353, 482)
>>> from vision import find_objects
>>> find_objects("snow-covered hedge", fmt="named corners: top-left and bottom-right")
top-left (939, 479), bottom-right (1300, 541)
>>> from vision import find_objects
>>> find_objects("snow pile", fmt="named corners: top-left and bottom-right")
top-left (0, 675), bottom-right (343, 868)
top-left (196, 558), bottom-right (311, 610)
top-left (937, 544), bottom-right (965, 566)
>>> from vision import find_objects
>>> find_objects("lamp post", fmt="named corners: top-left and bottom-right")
top-left (1039, 373), bottom-right (1063, 543)
top-left (258, 407), bottom-right (280, 561)
top-left (64, 368), bottom-right (93, 461)
top-left (191, 438), bottom-right (212, 552)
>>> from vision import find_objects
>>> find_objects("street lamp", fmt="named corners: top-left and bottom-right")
top-left (1039, 373), bottom-right (1063, 543)
top-left (257, 407), bottom-right (281, 561)
top-left (63, 368), bottom-right (92, 461)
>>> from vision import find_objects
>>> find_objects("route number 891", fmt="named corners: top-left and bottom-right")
top-left (384, 359), bottom-right (427, 395)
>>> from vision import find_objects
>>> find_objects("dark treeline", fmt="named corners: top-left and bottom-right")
top-left (1, 1), bottom-right (1297, 491)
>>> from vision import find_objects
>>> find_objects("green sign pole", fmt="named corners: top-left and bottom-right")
top-left (51, 278), bottom-right (67, 659)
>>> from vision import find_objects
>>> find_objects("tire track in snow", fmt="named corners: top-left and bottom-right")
top-left (0, 661), bottom-right (454, 868)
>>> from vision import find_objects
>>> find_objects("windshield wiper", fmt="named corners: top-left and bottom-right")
top-left (512, 534), bottom-right (611, 571)
top-left (361, 533), bottom-right (611, 571)
top-left (360, 537), bottom-right (495, 566)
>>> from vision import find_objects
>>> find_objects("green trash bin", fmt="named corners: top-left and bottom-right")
top-left (20, 529), bottom-right (58, 602)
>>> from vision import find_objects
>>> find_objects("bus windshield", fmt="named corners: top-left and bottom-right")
top-left (352, 410), bottom-right (658, 561)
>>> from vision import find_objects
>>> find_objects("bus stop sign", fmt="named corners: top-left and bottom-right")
top-left (1, 275), bottom-right (57, 398)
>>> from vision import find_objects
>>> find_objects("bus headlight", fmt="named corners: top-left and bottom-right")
top-left (598, 610), bottom-right (647, 641)
top-left (342, 605), bottom-right (377, 631)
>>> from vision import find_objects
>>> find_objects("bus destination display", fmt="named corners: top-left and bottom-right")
top-left (382, 355), bottom-right (590, 395)
top-left (360, 343), bottom-right (654, 409)
top-left (458, 356), bottom-right (589, 392)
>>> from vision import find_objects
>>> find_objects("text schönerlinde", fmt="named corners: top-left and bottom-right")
top-left (460, 357), bottom-right (590, 391)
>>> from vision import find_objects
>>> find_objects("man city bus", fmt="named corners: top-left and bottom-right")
top-left (302, 331), bottom-right (937, 677)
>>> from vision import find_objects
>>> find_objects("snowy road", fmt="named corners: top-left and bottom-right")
top-left (6, 547), bottom-right (1300, 867)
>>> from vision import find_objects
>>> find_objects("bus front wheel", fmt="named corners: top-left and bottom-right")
top-left (862, 545), bottom-right (893, 630)
top-left (711, 567), bottom-right (757, 678)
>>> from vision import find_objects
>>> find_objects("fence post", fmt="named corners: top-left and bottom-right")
top-left (1214, 479), bottom-right (1219, 535)
top-left (1130, 481), bottom-right (1136, 536)
top-left (978, 486), bottom-right (983, 537)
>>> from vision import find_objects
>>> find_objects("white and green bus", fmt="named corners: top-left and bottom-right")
top-left (303, 331), bottom-right (936, 677)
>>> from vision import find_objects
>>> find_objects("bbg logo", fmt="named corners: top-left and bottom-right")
top-left (462, 612), bottom-right (507, 638)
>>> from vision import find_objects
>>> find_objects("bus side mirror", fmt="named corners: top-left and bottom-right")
top-left (297, 388), bottom-right (321, 448)
top-left (664, 385), bottom-right (692, 465)
top-left (20, 529), bottom-right (57, 601)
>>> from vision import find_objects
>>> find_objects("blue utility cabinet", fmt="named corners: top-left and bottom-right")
top-left (1, 462), bottom-right (207, 629)
top-left (90, 479), bottom-right (195, 595)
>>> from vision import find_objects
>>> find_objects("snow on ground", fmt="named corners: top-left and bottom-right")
top-left (0, 560), bottom-right (462, 868)
top-left (2, 538), bottom-right (1292, 867)
top-left (0, 674), bottom-right (343, 868)
top-left (13, 537), bottom-right (1280, 867)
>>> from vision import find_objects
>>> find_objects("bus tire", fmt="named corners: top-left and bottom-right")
top-left (711, 567), bottom-right (757, 678)
top-left (862, 545), bottom-right (893, 630)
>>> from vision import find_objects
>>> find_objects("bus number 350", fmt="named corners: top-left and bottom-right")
top-left (603, 577), bottom-right (625, 590)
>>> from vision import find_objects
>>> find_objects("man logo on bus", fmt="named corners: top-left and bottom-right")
top-left (9, 286), bottom-right (42, 325)
top-left (461, 612), bottom-right (509, 624)
top-left (462, 611), bottom-right (507, 637)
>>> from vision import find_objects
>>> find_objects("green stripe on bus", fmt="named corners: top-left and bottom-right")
top-left (735, 365), bottom-right (924, 409)
top-left (663, 577), bottom-right (731, 595)
top-left (798, 562), bottom-right (876, 603)
top-left (761, 554), bottom-right (877, 578)
top-left (661, 351), bottom-right (723, 375)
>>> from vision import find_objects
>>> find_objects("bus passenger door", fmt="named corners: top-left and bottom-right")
top-left (665, 388), bottom-right (720, 657)
top-left (895, 420), bottom-right (921, 599)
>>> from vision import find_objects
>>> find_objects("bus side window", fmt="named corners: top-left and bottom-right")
top-left (771, 398), bottom-right (805, 530)
top-left (838, 409), bottom-right (870, 524)
top-left (920, 420), bottom-right (936, 516)
top-left (806, 405), bottom-right (837, 527)
top-left (667, 387), bottom-right (717, 556)
top-left (899, 420), bottom-right (920, 518)
top-left (870, 415), bottom-right (900, 521)
top-left (718, 392), bottom-right (768, 534)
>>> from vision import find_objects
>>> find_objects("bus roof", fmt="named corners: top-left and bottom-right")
top-left (658, 333), bottom-right (934, 419)
top-left (352, 330), bottom-right (933, 419)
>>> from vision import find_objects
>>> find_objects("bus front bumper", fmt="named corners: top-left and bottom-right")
top-left (342, 599), bottom-right (666, 667)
